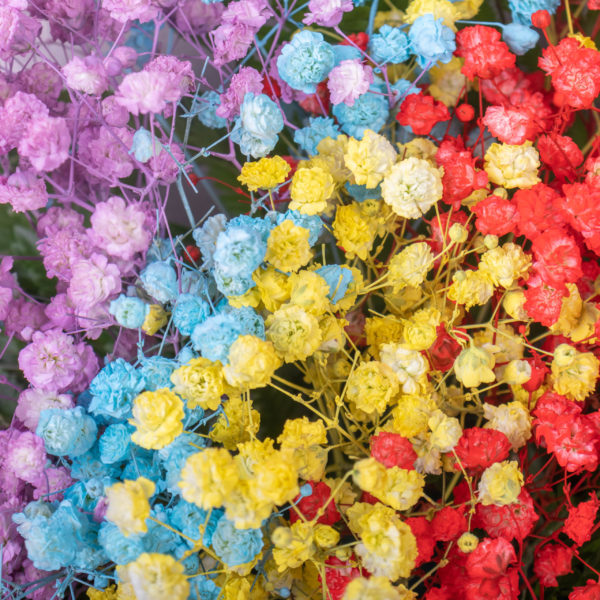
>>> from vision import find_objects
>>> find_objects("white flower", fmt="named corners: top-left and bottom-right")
top-left (483, 401), bottom-right (532, 450)
top-left (379, 343), bottom-right (428, 394)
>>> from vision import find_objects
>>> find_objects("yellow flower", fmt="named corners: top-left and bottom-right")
top-left (179, 448), bottom-right (238, 509)
top-left (265, 220), bottom-right (313, 273)
top-left (396, 137), bottom-right (438, 162)
top-left (381, 157), bottom-right (443, 218)
top-left (379, 343), bottom-right (428, 395)
top-left (333, 202), bottom-right (379, 260)
top-left (454, 345), bottom-right (496, 388)
top-left (314, 524), bottom-right (340, 549)
top-left (477, 460), bottom-right (523, 506)
top-left (224, 335), bottom-right (282, 389)
top-left (353, 458), bottom-right (424, 511)
top-left (272, 522), bottom-right (316, 572)
top-left (347, 502), bottom-right (417, 580)
top-left (318, 314), bottom-right (347, 353)
top-left (484, 141), bottom-right (540, 189)
top-left (404, 0), bottom-right (459, 28)
top-left (278, 417), bottom-right (328, 480)
top-left (279, 416), bottom-right (328, 447)
top-left (483, 401), bottom-right (531, 450)
top-left (429, 57), bottom-right (467, 106)
top-left (252, 266), bottom-right (290, 312)
top-left (388, 242), bottom-right (434, 292)
top-left (251, 449), bottom-right (300, 506)
top-left (315, 134), bottom-right (351, 183)
top-left (142, 304), bottom-right (169, 335)
top-left (502, 359), bottom-right (532, 386)
top-left (227, 286), bottom-right (261, 309)
top-left (503, 289), bottom-right (528, 320)
top-left (209, 395), bottom-right (260, 450)
top-left (288, 270), bottom-right (331, 315)
top-left (289, 165), bottom-right (335, 215)
top-left (457, 532), bottom-right (479, 553)
top-left (170, 357), bottom-right (226, 411)
top-left (266, 304), bottom-right (322, 362)
top-left (447, 269), bottom-right (494, 309)
top-left (549, 283), bottom-right (582, 337)
top-left (238, 156), bottom-right (291, 191)
top-left (365, 316), bottom-right (404, 358)
top-left (343, 577), bottom-right (415, 600)
top-left (130, 389), bottom-right (184, 450)
top-left (346, 361), bottom-right (400, 414)
top-left (428, 409), bottom-right (462, 452)
top-left (402, 307), bottom-right (440, 350)
top-left (105, 477), bottom-right (155, 536)
top-left (478, 243), bottom-right (531, 289)
top-left (87, 586), bottom-right (117, 600)
top-left (551, 343), bottom-right (600, 401)
top-left (454, 0), bottom-right (484, 18)
top-left (389, 394), bottom-right (437, 438)
top-left (344, 129), bottom-right (397, 188)
top-left (117, 553), bottom-right (189, 600)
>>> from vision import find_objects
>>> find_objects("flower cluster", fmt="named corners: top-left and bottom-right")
top-left (2, 0), bottom-right (600, 599)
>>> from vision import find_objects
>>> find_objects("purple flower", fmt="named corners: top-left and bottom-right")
top-left (0, 91), bottom-right (48, 153)
top-left (67, 253), bottom-right (121, 311)
top-left (44, 294), bottom-right (77, 332)
top-left (101, 96), bottom-right (130, 127)
top-left (18, 116), bottom-right (71, 173)
top-left (0, 256), bottom-right (16, 321)
top-left (18, 329), bottom-right (90, 392)
top-left (36, 206), bottom-right (84, 238)
top-left (116, 70), bottom-right (175, 115)
top-left (102, 0), bottom-right (159, 23)
top-left (15, 388), bottom-right (75, 431)
top-left (0, 7), bottom-right (40, 61)
top-left (175, 0), bottom-right (224, 34)
top-left (4, 431), bottom-right (47, 485)
top-left (144, 55), bottom-right (194, 98)
top-left (32, 466), bottom-right (73, 501)
top-left (0, 169), bottom-right (48, 213)
top-left (19, 62), bottom-right (63, 108)
top-left (4, 298), bottom-right (47, 342)
top-left (38, 229), bottom-right (90, 281)
top-left (303, 0), bottom-right (353, 27)
top-left (62, 55), bottom-right (108, 96)
top-left (327, 59), bottom-right (373, 106)
top-left (216, 67), bottom-right (263, 120)
top-left (78, 126), bottom-right (134, 181)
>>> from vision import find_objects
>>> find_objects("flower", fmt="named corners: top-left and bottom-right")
top-left (212, 517), bottom-right (264, 567)
top-left (18, 116), bottom-right (70, 173)
top-left (277, 30), bottom-right (335, 94)
top-left (344, 129), bottom-right (396, 189)
top-left (369, 25), bottom-right (411, 64)
top-left (327, 60), bottom-right (373, 106)
top-left (396, 93), bottom-right (451, 135)
top-left (102, 0), bottom-right (159, 23)
top-left (484, 141), bottom-right (540, 188)
top-left (346, 360), bottom-right (400, 414)
top-left (67, 253), bottom-right (121, 311)
top-left (380, 343), bottom-right (428, 395)
top-left (478, 460), bottom-right (524, 505)
top-left (214, 225), bottom-right (267, 278)
top-left (302, 0), bottom-right (353, 27)
top-left (294, 117), bottom-right (341, 156)
top-left (381, 157), bottom-right (443, 218)
top-left (343, 576), bottom-right (411, 599)
top-left (551, 344), bottom-right (599, 402)
top-left (265, 220), bottom-right (313, 272)
top-left (238, 156), bottom-right (291, 191)
top-left (216, 67), bottom-right (263, 120)
top-left (454, 345), bottom-right (496, 388)
top-left (36, 406), bottom-right (97, 457)
top-left (289, 165), bottom-right (335, 215)
top-left (117, 553), bottom-right (189, 600)
top-left (130, 389), bottom-right (185, 450)
top-left (333, 83), bottom-right (390, 138)
top-left (105, 478), bottom-right (155, 537)
top-left (388, 242), bottom-right (434, 291)
top-left (140, 261), bottom-right (179, 303)
top-left (170, 357), bottom-right (226, 410)
top-left (62, 55), bottom-right (107, 96)
top-left (502, 23), bottom-right (539, 55)
top-left (109, 295), bottom-right (149, 329)
top-left (408, 14), bottom-right (456, 68)
top-left (223, 335), bottom-right (282, 389)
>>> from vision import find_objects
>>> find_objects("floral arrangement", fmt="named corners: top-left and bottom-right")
top-left (2, 0), bottom-right (600, 599)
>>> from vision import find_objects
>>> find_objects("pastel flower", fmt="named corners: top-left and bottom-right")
top-left (327, 60), bottom-right (374, 106)
top-left (109, 295), bottom-right (149, 329)
top-left (212, 517), bottom-right (264, 566)
top-left (302, 0), bottom-right (353, 27)
top-left (105, 478), bottom-right (155, 536)
top-left (294, 117), bottom-right (341, 156)
top-left (62, 55), bottom-right (108, 96)
top-left (0, 169), bottom-right (48, 213)
top-left (172, 294), bottom-right (211, 336)
top-left (408, 14), bottom-right (456, 68)
top-left (140, 261), bottom-right (179, 303)
top-left (369, 26), bottom-right (411, 64)
top-left (36, 406), bottom-right (97, 457)
top-left (4, 431), bottom-right (47, 484)
top-left (332, 82), bottom-right (389, 139)
top-left (18, 116), bottom-right (71, 173)
top-left (216, 67), bottom-right (263, 120)
top-left (14, 388), bottom-right (74, 431)
top-left (102, 0), bottom-right (159, 23)
top-left (67, 253), bottom-right (121, 311)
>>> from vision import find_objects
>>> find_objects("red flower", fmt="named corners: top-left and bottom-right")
top-left (262, 74), bottom-right (281, 99)
top-left (299, 80), bottom-right (330, 115)
top-left (431, 506), bottom-right (467, 542)
top-left (521, 355), bottom-right (549, 392)
top-left (289, 481), bottom-right (341, 525)
top-left (570, 580), bottom-right (600, 600)
top-left (531, 228), bottom-right (582, 290)
top-left (523, 276), bottom-right (564, 327)
top-left (482, 105), bottom-right (538, 145)
top-left (464, 568), bottom-right (520, 600)
top-left (466, 537), bottom-right (517, 579)
top-left (514, 183), bottom-right (564, 240)
top-left (454, 427), bottom-right (512, 471)
top-left (533, 543), bottom-right (574, 587)
top-left (406, 516), bottom-right (436, 567)
top-left (474, 489), bottom-right (539, 541)
top-left (322, 555), bottom-right (364, 600)
top-left (396, 93), bottom-right (450, 135)
top-left (340, 32), bottom-right (369, 52)
top-left (563, 494), bottom-right (600, 546)
top-left (531, 9), bottom-right (551, 28)
top-left (428, 208), bottom-right (469, 255)
top-left (472, 195), bottom-right (519, 236)
top-left (424, 588), bottom-right (452, 600)
top-left (456, 26), bottom-right (516, 80)
top-left (538, 134), bottom-right (583, 181)
top-left (561, 178), bottom-right (600, 255)
top-left (428, 325), bottom-right (462, 372)
top-left (370, 432), bottom-right (417, 469)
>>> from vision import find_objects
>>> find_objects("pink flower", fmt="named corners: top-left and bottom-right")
top-left (0, 169), bottom-right (48, 213)
top-left (116, 70), bottom-right (176, 115)
top-left (221, 0), bottom-right (272, 28)
top-left (211, 22), bottom-right (256, 67)
top-left (0, 7), bottom-right (41, 61)
top-left (32, 466), bottom-right (73, 501)
top-left (149, 143), bottom-right (186, 183)
top-left (36, 206), bottom-right (84, 238)
top-left (175, 0), bottom-right (224, 34)
top-left (67, 253), bottom-right (121, 311)
top-left (0, 256), bottom-right (16, 321)
top-left (18, 116), bottom-right (71, 172)
top-left (18, 329), bottom-right (87, 392)
top-left (303, 0), bottom-right (353, 27)
top-left (327, 59), bottom-right (373, 106)
top-left (102, 0), bottom-right (158, 23)
top-left (4, 431), bottom-right (46, 485)
top-left (0, 91), bottom-right (48, 153)
top-left (144, 55), bottom-right (194, 98)
top-left (90, 196), bottom-right (152, 261)
top-left (101, 96), bottom-right (130, 127)
top-left (216, 67), bottom-right (263, 120)
top-left (4, 298), bottom-right (47, 342)
top-left (62, 55), bottom-right (108, 96)
top-left (15, 388), bottom-right (75, 431)
top-left (45, 293), bottom-right (78, 332)
top-left (20, 61), bottom-right (63, 108)
top-left (78, 126), bottom-right (134, 181)
top-left (38, 229), bottom-right (90, 281)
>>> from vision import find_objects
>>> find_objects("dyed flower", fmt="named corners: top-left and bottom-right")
top-left (328, 60), bottom-right (373, 106)
top-left (484, 141), bottom-right (540, 189)
top-left (303, 0), bottom-right (353, 27)
top-left (18, 116), bottom-right (70, 172)
top-left (223, 335), bottom-right (281, 389)
top-left (408, 14), bottom-right (456, 68)
top-left (36, 406), bottom-right (97, 457)
top-left (369, 25), bottom-right (411, 64)
top-left (105, 477), bottom-right (155, 536)
top-left (478, 460), bottom-right (523, 505)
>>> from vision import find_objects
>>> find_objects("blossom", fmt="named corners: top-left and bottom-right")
top-left (62, 55), bottom-right (107, 95)
top-left (67, 253), bottom-right (121, 311)
top-left (478, 460), bottom-right (524, 505)
top-left (454, 345), bottom-right (496, 388)
top-left (36, 406), bottom-right (97, 457)
top-left (265, 220), bottom-right (313, 272)
top-left (130, 389), bottom-right (185, 450)
top-left (0, 169), bottom-right (48, 213)
top-left (408, 14), bottom-right (456, 68)
top-left (396, 93), bottom-right (450, 135)
top-left (223, 335), bottom-right (281, 389)
top-left (533, 544), bottom-right (573, 587)
top-left (140, 261), bottom-right (178, 303)
top-left (212, 517), bottom-right (264, 566)
top-left (266, 305), bottom-right (321, 362)
top-left (484, 141), bottom-right (540, 189)
top-left (14, 388), bottom-right (74, 431)
top-left (294, 117), bottom-right (341, 156)
top-left (109, 295), bottom-right (149, 329)
top-left (170, 357), bottom-right (226, 411)
top-left (216, 67), bottom-right (263, 120)
top-left (327, 60), bottom-right (373, 106)
top-left (238, 156), bottom-right (290, 191)
top-left (18, 116), bottom-right (70, 172)
top-left (4, 431), bottom-right (46, 484)
top-left (502, 23), bottom-right (539, 55)
top-left (333, 82), bottom-right (389, 138)
top-left (102, 0), bottom-right (159, 23)
top-left (105, 478), bottom-right (155, 536)
top-left (303, 0), bottom-right (353, 27)
top-left (563, 494), bottom-right (600, 546)
top-left (369, 25), bottom-right (411, 64)
top-left (116, 71), bottom-right (176, 115)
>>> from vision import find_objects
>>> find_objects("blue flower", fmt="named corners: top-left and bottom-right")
top-left (137, 356), bottom-right (176, 391)
top-left (158, 433), bottom-right (205, 491)
top-left (64, 481), bottom-right (97, 512)
top-left (294, 117), bottom-right (341, 156)
top-left (98, 522), bottom-right (145, 565)
top-left (228, 214), bottom-right (273, 245)
top-left (332, 81), bottom-right (389, 139)
top-left (391, 78), bottom-right (420, 105)
top-left (99, 424), bottom-right (132, 464)
top-left (89, 358), bottom-right (146, 421)
top-left (121, 454), bottom-right (161, 489)
top-left (109, 295), bottom-right (149, 329)
top-left (211, 517), bottom-right (264, 567)
top-left (190, 313), bottom-right (242, 362)
top-left (332, 44), bottom-right (362, 65)
top-left (188, 576), bottom-right (221, 600)
top-left (408, 15), bottom-right (456, 68)
top-left (36, 407), bottom-right (97, 457)
top-left (369, 25), bottom-right (411, 64)
top-left (140, 261), bottom-right (179, 303)
top-left (195, 90), bottom-right (227, 129)
top-left (345, 182), bottom-right (381, 202)
top-left (214, 269), bottom-right (255, 297)
top-left (143, 506), bottom-right (180, 554)
top-left (277, 30), bottom-right (335, 94)
top-left (508, 0), bottom-right (560, 25)
top-left (276, 210), bottom-right (323, 246)
top-left (316, 265), bottom-right (354, 304)
top-left (213, 225), bottom-right (267, 278)
top-left (502, 23), bottom-right (539, 54)
top-left (173, 294), bottom-right (211, 336)
top-left (130, 127), bottom-right (158, 163)
top-left (181, 270), bottom-right (210, 296)
top-left (219, 305), bottom-right (265, 339)
top-left (177, 346), bottom-right (197, 365)
top-left (169, 499), bottom-right (223, 547)
top-left (232, 93), bottom-right (284, 158)
top-left (71, 447), bottom-right (121, 480)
